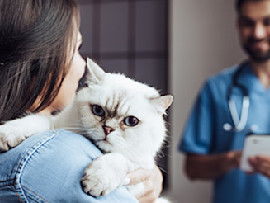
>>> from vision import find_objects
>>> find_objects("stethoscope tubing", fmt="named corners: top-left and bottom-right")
top-left (224, 61), bottom-right (250, 132)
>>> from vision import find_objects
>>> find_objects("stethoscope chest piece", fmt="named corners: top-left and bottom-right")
top-left (223, 122), bottom-right (258, 133)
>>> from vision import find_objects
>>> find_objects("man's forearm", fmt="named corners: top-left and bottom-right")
top-left (184, 151), bottom-right (241, 180)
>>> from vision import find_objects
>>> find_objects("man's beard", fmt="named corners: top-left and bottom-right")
top-left (243, 38), bottom-right (270, 63)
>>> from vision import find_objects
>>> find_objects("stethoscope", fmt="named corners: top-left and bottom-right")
top-left (223, 61), bottom-right (258, 132)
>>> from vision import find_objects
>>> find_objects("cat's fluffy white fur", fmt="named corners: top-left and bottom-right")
top-left (0, 59), bottom-right (173, 202)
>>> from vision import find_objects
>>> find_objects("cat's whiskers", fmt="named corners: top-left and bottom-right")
top-left (61, 123), bottom-right (86, 127)
top-left (60, 123), bottom-right (87, 129)
top-left (59, 125), bottom-right (89, 134)
top-left (60, 127), bottom-right (87, 131)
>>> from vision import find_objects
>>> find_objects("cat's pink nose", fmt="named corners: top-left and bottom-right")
top-left (102, 125), bottom-right (115, 135)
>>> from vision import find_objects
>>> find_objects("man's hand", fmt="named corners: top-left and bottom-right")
top-left (126, 166), bottom-right (163, 203)
top-left (185, 151), bottom-right (242, 180)
top-left (248, 155), bottom-right (270, 178)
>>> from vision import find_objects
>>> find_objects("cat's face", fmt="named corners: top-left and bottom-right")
top-left (76, 59), bottom-right (173, 161)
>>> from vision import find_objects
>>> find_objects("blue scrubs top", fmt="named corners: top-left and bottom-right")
top-left (179, 63), bottom-right (270, 203)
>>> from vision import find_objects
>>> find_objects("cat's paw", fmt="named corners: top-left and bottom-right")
top-left (81, 161), bottom-right (121, 196)
top-left (0, 126), bottom-right (26, 152)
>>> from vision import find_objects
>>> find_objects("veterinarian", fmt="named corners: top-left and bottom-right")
top-left (179, 0), bottom-right (270, 202)
top-left (0, 0), bottom-right (163, 202)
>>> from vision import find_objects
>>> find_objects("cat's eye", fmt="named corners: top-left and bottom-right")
top-left (123, 116), bottom-right (139, 127)
top-left (92, 105), bottom-right (105, 117)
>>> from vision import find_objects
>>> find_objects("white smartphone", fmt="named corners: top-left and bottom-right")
top-left (240, 134), bottom-right (270, 172)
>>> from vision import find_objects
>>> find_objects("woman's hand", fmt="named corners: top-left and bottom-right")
top-left (248, 155), bottom-right (270, 178)
top-left (126, 166), bottom-right (163, 203)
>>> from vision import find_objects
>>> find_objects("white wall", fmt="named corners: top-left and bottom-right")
top-left (169, 0), bottom-right (245, 202)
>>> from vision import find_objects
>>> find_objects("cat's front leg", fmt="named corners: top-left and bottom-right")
top-left (0, 124), bottom-right (26, 152)
top-left (0, 115), bottom-right (51, 152)
top-left (81, 152), bottom-right (132, 196)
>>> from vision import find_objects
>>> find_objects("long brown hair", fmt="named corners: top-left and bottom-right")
top-left (0, 0), bottom-right (78, 121)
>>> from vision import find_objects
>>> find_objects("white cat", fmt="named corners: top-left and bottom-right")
top-left (0, 59), bottom-right (173, 202)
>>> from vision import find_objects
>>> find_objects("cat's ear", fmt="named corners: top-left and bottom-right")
top-left (86, 58), bottom-right (106, 83)
top-left (150, 95), bottom-right (173, 115)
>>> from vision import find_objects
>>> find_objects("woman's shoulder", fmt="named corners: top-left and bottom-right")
top-left (0, 130), bottom-right (107, 202)
top-left (20, 129), bottom-right (102, 159)
top-left (0, 130), bottom-right (137, 202)
top-left (0, 129), bottom-right (101, 178)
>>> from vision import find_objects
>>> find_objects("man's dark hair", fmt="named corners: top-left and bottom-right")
top-left (235, 0), bottom-right (265, 13)
top-left (0, 0), bottom-right (79, 121)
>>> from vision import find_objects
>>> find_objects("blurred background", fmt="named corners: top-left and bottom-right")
top-left (76, 0), bottom-right (245, 202)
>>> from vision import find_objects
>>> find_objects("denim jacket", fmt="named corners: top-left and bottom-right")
top-left (0, 130), bottom-right (137, 203)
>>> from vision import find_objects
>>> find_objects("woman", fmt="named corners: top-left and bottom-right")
top-left (0, 0), bottom-right (162, 202)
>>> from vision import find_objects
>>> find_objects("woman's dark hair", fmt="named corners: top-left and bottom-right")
top-left (235, 0), bottom-right (264, 13)
top-left (0, 0), bottom-right (78, 121)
